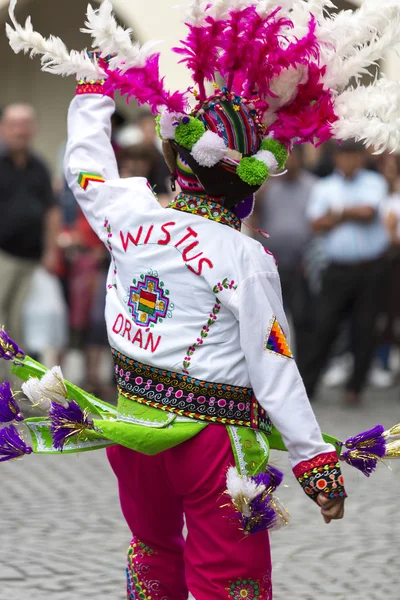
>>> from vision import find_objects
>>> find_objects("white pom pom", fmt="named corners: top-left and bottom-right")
top-left (254, 150), bottom-right (279, 173)
top-left (159, 111), bottom-right (184, 140)
top-left (191, 130), bottom-right (227, 167)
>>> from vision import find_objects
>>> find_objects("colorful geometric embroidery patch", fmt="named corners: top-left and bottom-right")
top-left (264, 318), bottom-right (293, 359)
top-left (78, 171), bottom-right (105, 190)
top-left (128, 273), bottom-right (171, 327)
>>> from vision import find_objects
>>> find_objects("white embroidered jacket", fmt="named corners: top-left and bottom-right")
top-left (65, 93), bottom-right (335, 471)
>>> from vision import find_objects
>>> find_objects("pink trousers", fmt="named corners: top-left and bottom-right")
top-left (107, 425), bottom-right (272, 600)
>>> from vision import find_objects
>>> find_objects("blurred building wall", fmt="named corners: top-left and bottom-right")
top-left (0, 0), bottom-right (398, 171)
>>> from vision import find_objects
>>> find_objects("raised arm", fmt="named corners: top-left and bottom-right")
top-left (229, 270), bottom-right (346, 513)
top-left (64, 83), bottom-right (119, 236)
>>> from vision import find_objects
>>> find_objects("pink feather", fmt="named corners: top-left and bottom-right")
top-left (103, 54), bottom-right (188, 114)
top-left (173, 17), bottom-right (225, 99)
top-left (269, 65), bottom-right (338, 147)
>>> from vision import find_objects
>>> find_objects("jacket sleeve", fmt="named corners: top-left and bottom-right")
top-left (64, 86), bottom-right (119, 237)
top-left (232, 271), bottom-right (347, 503)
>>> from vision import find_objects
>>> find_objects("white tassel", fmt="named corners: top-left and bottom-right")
top-left (191, 130), bottom-right (227, 167)
top-left (39, 366), bottom-right (69, 408)
top-left (6, 0), bottom-right (103, 79)
top-left (226, 466), bottom-right (266, 517)
top-left (22, 378), bottom-right (51, 411)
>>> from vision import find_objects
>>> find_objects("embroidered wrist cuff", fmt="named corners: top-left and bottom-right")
top-left (293, 451), bottom-right (347, 503)
top-left (76, 79), bottom-right (107, 95)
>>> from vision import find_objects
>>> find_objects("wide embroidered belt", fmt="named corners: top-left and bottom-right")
top-left (112, 348), bottom-right (272, 432)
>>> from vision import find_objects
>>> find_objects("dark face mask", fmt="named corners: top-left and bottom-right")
top-left (171, 142), bottom-right (260, 208)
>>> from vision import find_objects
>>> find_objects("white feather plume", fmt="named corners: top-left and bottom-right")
top-left (81, 1), bottom-right (160, 72)
top-left (319, 1), bottom-right (400, 59)
top-left (211, 0), bottom-right (253, 19)
top-left (185, 0), bottom-right (211, 25)
top-left (334, 79), bottom-right (400, 122)
top-left (331, 116), bottom-right (400, 154)
top-left (323, 16), bottom-right (400, 90)
top-left (226, 466), bottom-right (266, 517)
top-left (6, 0), bottom-right (103, 79)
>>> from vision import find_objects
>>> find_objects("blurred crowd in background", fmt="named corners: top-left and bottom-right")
top-left (1, 101), bottom-right (399, 404)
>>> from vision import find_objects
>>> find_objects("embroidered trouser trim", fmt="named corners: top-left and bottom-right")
top-left (107, 425), bottom-right (272, 600)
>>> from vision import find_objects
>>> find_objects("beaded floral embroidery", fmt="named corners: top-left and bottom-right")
top-left (182, 300), bottom-right (221, 374)
top-left (182, 278), bottom-right (237, 375)
top-left (113, 351), bottom-right (272, 431)
top-left (126, 537), bottom-right (165, 600)
top-left (227, 578), bottom-right (263, 599)
top-left (213, 278), bottom-right (238, 293)
top-left (169, 193), bottom-right (242, 231)
top-left (104, 218), bottom-right (117, 286)
top-left (293, 451), bottom-right (347, 503)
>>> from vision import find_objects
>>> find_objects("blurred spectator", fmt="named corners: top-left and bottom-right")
top-left (254, 147), bottom-right (316, 366)
top-left (372, 153), bottom-right (400, 386)
top-left (300, 141), bottom-right (389, 403)
top-left (117, 145), bottom-right (157, 179)
top-left (312, 140), bottom-right (336, 178)
top-left (0, 103), bottom-right (60, 360)
top-left (137, 112), bottom-right (171, 206)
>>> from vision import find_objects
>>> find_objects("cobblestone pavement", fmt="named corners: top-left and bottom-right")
top-left (1, 386), bottom-right (400, 600)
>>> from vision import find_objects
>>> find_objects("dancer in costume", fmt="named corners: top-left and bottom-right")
top-left (3, 0), bottom-right (400, 598)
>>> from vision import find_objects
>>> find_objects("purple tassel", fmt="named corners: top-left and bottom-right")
top-left (341, 425), bottom-right (386, 477)
top-left (243, 492), bottom-right (277, 534)
top-left (242, 466), bottom-right (286, 534)
top-left (0, 330), bottom-right (25, 362)
top-left (0, 382), bottom-right (24, 423)
top-left (49, 400), bottom-right (94, 451)
top-left (0, 424), bottom-right (32, 461)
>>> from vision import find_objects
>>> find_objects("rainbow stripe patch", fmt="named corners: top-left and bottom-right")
top-left (264, 318), bottom-right (293, 359)
top-left (78, 172), bottom-right (105, 190)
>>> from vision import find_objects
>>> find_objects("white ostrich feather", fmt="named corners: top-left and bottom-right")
top-left (331, 116), bottom-right (400, 154)
top-left (319, 2), bottom-right (400, 59)
top-left (6, 0), bottom-right (103, 79)
top-left (323, 17), bottom-right (400, 90)
top-left (268, 65), bottom-right (308, 110)
top-left (185, 0), bottom-right (210, 25)
top-left (81, 1), bottom-right (159, 72)
top-left (211, 0), bottom-right (253, 19)
top-left (334, 79), bottom-right (400, 122)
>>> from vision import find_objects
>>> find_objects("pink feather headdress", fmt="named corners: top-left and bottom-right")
top-left (6, 0), bottom-right (400, 200)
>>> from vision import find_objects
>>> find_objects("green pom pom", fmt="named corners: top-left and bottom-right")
top-left (237, 157), bottom-right (269, 186)
top-left (175, 117), bottom-right (205, 150)
top-left (155, 114), bottom-right (162, 140)
top-left (260, 138), bottom-right (288, 170)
